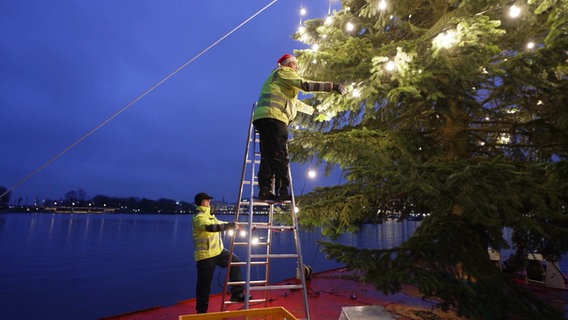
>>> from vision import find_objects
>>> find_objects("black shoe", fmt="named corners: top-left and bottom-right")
top-left (257, 191), bottom-right (277, 202)
top-left (277, 193), bottom-right (292, 202)
top-left (230, 292), bottom-right (251, 302)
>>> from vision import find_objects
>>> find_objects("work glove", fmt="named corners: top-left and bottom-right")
top-left (332, 83), bottom-right (347, 95)
top-left (225, 222), bottom-right (238, 230)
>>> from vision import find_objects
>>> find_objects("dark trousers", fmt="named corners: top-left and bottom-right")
top-left (195, 249), bottom-right (242, 313)
top-left (253, 118), bottom-right (289, 195)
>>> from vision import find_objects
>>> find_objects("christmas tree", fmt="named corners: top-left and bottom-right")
top-left (290, 0), bottom-right (568, 318)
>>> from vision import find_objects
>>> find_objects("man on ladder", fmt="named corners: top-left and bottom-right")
top-left (192, 192), bottom-right (244, 314)
top-left (252, 53), bottom-right (347, 202)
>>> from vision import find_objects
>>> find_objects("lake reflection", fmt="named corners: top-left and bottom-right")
top-left (0, 213), bottom-right (418, 320)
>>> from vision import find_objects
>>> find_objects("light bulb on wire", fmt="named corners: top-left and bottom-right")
top-left (307, 169), bottom-right (316, 179)
top-left (509, 5), bottom-right (521, 18)
top-left (526, 41), bottom-right (535, 50)
top-left (378, 0), bottom-right (387, 11)
top-left (352, 88), bottom-right (361, 98)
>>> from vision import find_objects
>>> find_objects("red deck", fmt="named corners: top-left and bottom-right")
top-left (101, 268), bottom-right (466, 320)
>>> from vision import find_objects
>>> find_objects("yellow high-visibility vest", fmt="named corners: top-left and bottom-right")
top-left (192, 206), bottom-right (224, 261)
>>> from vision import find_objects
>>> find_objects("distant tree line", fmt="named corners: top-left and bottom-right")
top-left (0, 187), bottom-right (196, 214)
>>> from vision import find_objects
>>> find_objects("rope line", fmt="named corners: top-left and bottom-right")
top-left (0, 0), bottom-right (279, 200)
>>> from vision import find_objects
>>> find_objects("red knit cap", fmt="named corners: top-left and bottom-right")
top-left (277, 53), bottom-right (297, 66)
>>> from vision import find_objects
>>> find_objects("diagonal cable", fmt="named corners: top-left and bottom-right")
top-left (1, 0), bottom-right (279, 199)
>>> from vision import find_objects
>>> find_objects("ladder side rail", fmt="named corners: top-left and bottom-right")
top-left (288, 165), bottom-right (311, 320)
top-left (221, 104), bottom-right (256, 310)
top-left (262, 199), bottom-right (274, 307)
top-left (244, 106), bottom-right (258, 310)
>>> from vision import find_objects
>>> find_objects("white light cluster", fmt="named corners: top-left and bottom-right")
top-left (433, 30), bottom-right (459, 49)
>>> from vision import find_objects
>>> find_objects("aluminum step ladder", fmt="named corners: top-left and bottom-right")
top-left (221, 105), bottom-right (311, 320)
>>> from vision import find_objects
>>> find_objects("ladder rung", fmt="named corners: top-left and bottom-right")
top-left (249, 284), bottom-right (304, 291)
top-left (250, 200), bottom-right (277, 206)
top-left (234, 241), bottom-right (269, 246)
top-left (251, 253), bottom-right (298, 259)
top-left (252, 225), bottom-right (294, 231)
top-left (228, 280), bottom-right (267, 286)
top-left (223, 298), bottom-right (266, 305)
top-left (230, 261), bottom-right (268, 266)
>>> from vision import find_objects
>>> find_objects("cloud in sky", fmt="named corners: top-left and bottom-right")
top-left (1, 1), bottom-right (344, 203)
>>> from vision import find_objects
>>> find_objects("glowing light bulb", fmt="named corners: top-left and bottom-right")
top-left (300, 7), bottom-right (307, 16)
top-left (378, 0), bottom-right (387, 11)
top-left (325, 15), bottom-right (333, 25)
top-left (252, 237), bottom-right (260, 245)
top-left (346, 22), bottom-right (355, 32)
top-left (509, 5), bottom-right (521, 18)
top-left (311, 44), bottom-right (320, 51)
top-left (227, 229), bottom-right (234, 237)
top-left (385, 61), bottom-right (396, 71)
top-left (352, 88), bottom-right (361, 97)
top-left (298, 25), bottom-right (306, 34)
top-left (526, 41), bottom-right (535, 49)
top-left (239, 230), bottom-right (247, 237)
top-left (308, 169), bottom-right (316, 178)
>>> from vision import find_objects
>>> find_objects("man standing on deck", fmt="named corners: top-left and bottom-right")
top-left (192, 192), bottom-right (244, 313)
top-left (253, 53), bottom-right (347, 202)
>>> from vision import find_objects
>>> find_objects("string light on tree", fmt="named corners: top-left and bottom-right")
top-left (346, 22), bottom-right (355, 32)
top-left (526, 41), bottom-right (535, 50)
top-left (378, 0), bottom-right (387, 11)
top-left (307, 169), bottom-right (316, 179)
top-left (433, 29), bottom-right (459, 49)
top-left (498, 133), bottom-right (511, 144)
top-left (352, 88), bottom-right (361, 98)
top-left (508, 5), bottom-right (521, 18)
top-left (385, 60), bottom-right (396, 71)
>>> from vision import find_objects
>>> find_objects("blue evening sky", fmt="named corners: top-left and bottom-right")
top-left (0, 1), bottom-right (344, 203)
